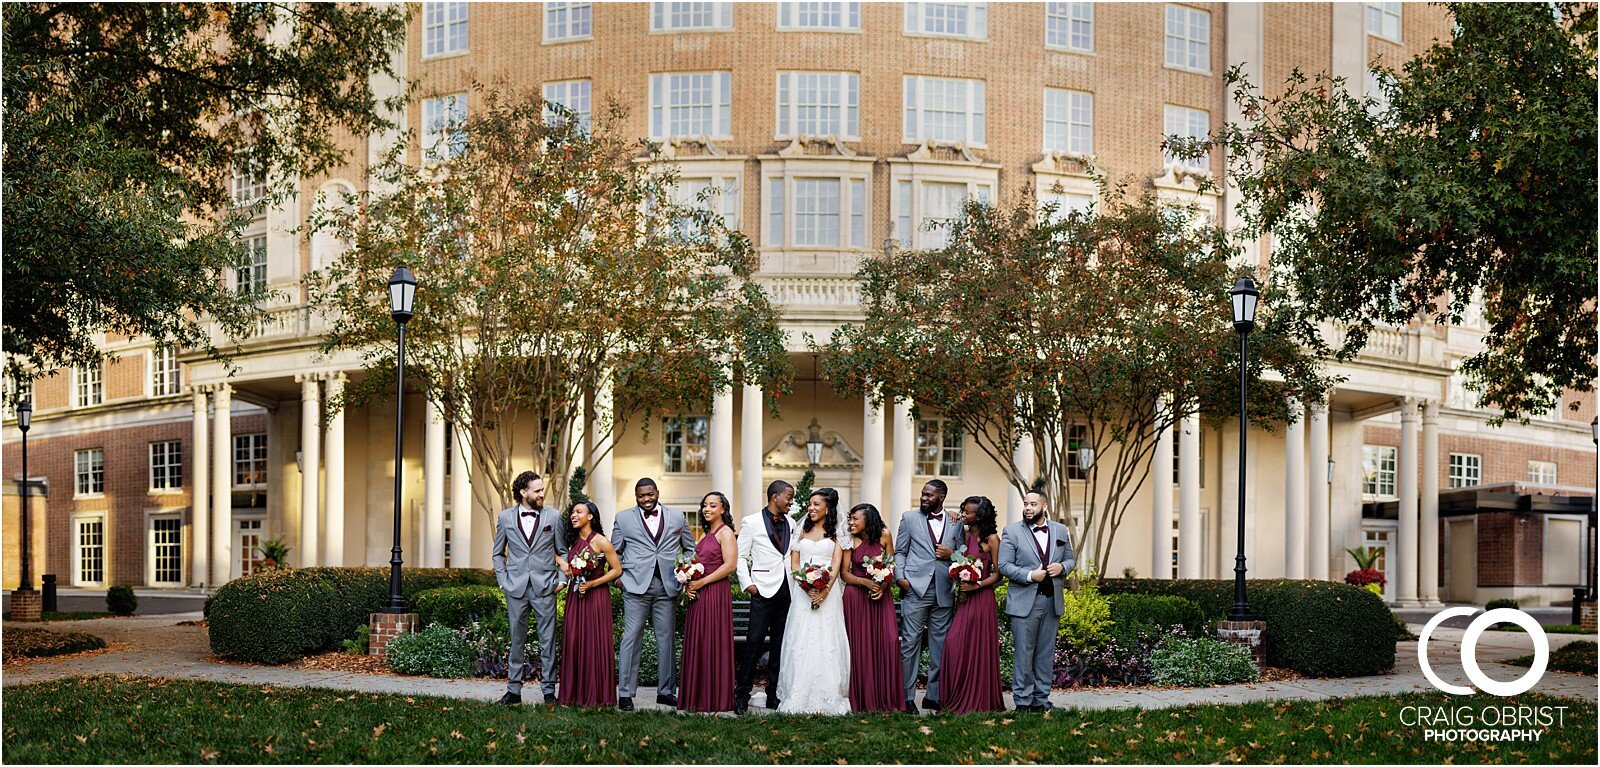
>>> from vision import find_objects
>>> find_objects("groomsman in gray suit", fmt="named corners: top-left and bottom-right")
top-left (895, 479), bottom-right (962, 713)
top-left (612, 477), bottom-right (694, 710)
top-left (997, 489), bottom-right (1076, 712)
top-left (492, 471), bottom-right (568, 705)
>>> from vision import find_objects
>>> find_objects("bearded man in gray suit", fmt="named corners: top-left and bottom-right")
top-left (895, 479), bottom-right (962, 713)
top-left (611, 477), bottom-right (694, 710)
top-left (997, 489), bottom-right (1076, 711)
top-left (493, 470), bottom-right (567, 705)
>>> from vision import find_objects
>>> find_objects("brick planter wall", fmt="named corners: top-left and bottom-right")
top-left (368, 612), bottom-right (418, 656)
top-left (9, 590), bottom-right (42, 622)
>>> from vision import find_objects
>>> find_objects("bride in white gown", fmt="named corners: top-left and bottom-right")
top-left (775, 487), bottom-right (852, 715)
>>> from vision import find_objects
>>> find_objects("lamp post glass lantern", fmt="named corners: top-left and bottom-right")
top-left (1229, 277), bottom-right (1259, 622)
top-left (16, 399), bottom-right (34, 593)
top-left (384, 267), bottom-right (417, 614)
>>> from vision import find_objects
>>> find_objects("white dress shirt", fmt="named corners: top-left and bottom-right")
top-left (643, 506), bottom-right (663, 538)
top-left (519, 505), bottom-right (538, 540)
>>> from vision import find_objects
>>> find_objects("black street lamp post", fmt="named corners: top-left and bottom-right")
top-left (383, 266), bottom-right (417, 614)
top-left (1228, 277), bottom-right (1259, 622)
top-left (16, 400), bottom-right (34, 593)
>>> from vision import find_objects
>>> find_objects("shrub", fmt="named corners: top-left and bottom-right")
top-left (1098, 578), bottom-right (1397, 677)
top-left (466, 611), bottom-right (540, 681)
top-left (386, 623), bottom-right (477, 678)
top-left (414, 586), bottom-right (504, 630)
top-left (1150, 637), bottom-right (1258, 686)
top-left (106, 585), bottom-right (138, 616)
top-left (1058, 568), bottom-right (1112, 652)
top-left (1056, 625), bottom-right (1189, 687)
top-left (1, 627), bottom-right (107, 660)
top-left (340, 625), bottom-right (371, 655)
top-left (1485, 598), bottom-right (1520, 611)
top-left (1107, 593), bottom-right (1206, 646)
top-left (1506, 640), bottom-right (1596, 675)
top-left (208, 567), bottom-right (496, 664)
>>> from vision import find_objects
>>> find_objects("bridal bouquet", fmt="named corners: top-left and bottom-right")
top-left (948, 551), bottom-right (985, 603)
top-left (792, 563), bottom-right (832, 610)
top-left (674, 551), bottom-right (704, 591)
top-left (569, 548), bottom-right (603, 588)
top-left (860, 552), bottom-right (894, 599)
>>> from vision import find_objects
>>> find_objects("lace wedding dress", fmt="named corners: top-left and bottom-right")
top-left (775, 535), bottom-right (852, 715)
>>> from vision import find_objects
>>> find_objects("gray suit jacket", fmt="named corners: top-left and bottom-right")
top-left (492, 505), bottom-right (569, 600)
top-left (894, 509), bottom-right (964, 608)
top-left (612, 504), bottom-right (694, 596)
top-left (997, 520), bottom-right (1076, 618)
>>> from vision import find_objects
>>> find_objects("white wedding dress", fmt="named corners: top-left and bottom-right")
top-left (775, 535), bottom-right (852, 715)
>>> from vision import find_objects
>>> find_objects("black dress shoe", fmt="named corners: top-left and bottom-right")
top-left (656, 693), bottom-right (678, 707)
top-left (921, 698), bottom-right (942, 712)
top-left (496, 692), bottom-right (522, 706)
top-left (1015, 703), bottom-right (1038, 712)
top-left (618, 697), bottom-right (634, 711)
top-left (734, 700), bottom-right (749, 715)
top-left (767, 696), bottom-right (780, 710)
top-left (1038, 701), bottom-right (1058, 711)
top-left (544, 692), bottom-right (557, 704)
top-left (902, 703), bottom-right (919, 715)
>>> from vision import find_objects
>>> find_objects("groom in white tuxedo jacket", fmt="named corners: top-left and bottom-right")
top-left (733, 480), bottom-right (796, 714)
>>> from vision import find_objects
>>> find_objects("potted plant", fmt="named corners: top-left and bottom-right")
top-left (257, 538), bottom-right (292, 570)
top-left (1343, 547), bottom-right (1386, 596)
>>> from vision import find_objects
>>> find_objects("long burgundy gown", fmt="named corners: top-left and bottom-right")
top-left (939, 531), bottom-right (1004, 713)
top-left (557, 533), bottom-right (617, 707)
top-left (844, 539), bottom-right (907, 713)
top-left (678, 524), bottom-right (735, 713)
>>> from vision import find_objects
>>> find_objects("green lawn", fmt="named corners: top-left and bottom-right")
top-left (2, 610), bottom-right (112, 622)
top-left (1, 676), bottom-right (1593, 764)
top-left (1506, 640), bottom-right (1597, 675)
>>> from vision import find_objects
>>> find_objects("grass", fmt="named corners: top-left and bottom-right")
top-left (2, 610), bottom-right (112, 622)
top-left (0, 627), bottom-right (107, 661)
top-left (1506, 640), bottom-right (1597, 675)
top-left (1, 676), bottom-right (1593, 764)
top-left (1497, 623), bottom-right (1596, 636)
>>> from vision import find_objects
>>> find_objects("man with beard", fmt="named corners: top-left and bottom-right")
top-left (492, 471), bottom-right (567, 705)
top-left (894, 479), bottom-right (961, 713)
top-left (612, 477), bottom-right (694, 710)
top-left (997, 489), bottom-right (1075, 711)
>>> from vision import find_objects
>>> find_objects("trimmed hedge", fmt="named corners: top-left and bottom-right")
top-left (106, 586), bottom-right (138, 616)
top-left (208, 567), bottom-right (496, 664)
top-left (2, 627), bottom-right (107, 661)
top-left (415, 586), bottom-right (504, 630)
top-left (1099, 578), bottom-right (1397, 677)
top-left (1107, 593), bottom-right (1207, 644)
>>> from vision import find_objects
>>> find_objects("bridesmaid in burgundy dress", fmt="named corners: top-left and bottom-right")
top-left (678, 491), bottom-right (738, 713)
top-left (555, 501), bottom-right (622, 707)
top-left (841, 502), bottom-right (906, 713)
top-left (939, 496), bottom-right (1005, 714)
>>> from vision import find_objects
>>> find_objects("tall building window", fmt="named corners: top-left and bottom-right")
top-left (1528, 460), bottom-right (1558, 485)
top-left (1066, 423), bottom-right (1092, 480)
top-left (1045, 2), bottom-right (1093, 51)
top-left (775, 72), bottom-right (859, 140)
top-left (1171, 427), bottom-right (1204, 486)
top-left (777, 2), bottom-right (859, 31)
top-left (1448, 453), bottom-right (1482, 488)
top-left (239, 519), bottom-right (266, 577)
top-left (543, 79), bottom-right (592, 130)
top-left (1362, 445), bottom-right (1397, 497)
top-left (671, 176), bottom-right (740, 238)
top-left (75, 448), bottom-right (105, 496)
top-left (423, 93), bottom-right (468, 160)
top-left (423, 1), bottom-right (469, 57)
top-left (893, 177), bottom-right (992, 249)
top-left (1043, 88), bottom-right (1093, 154)
top-left (151, 516), bottom-right (184, 585)
top-left (916, 418), bottom-right (964, 477)
top-left (766, 175), bottom-right (869, 249)
top-left (1365, 1), bottom-right (1401, 41)
top-left (662, 415), bottom-right (709, 474)
top-left (904, 2), bottom-right (987, 39)
top-left (2, 375), bottom-right (31, 420)
top-left (903, 76), bottom-right (986, 145)
top-left (150, 440), bottom-right (183, 492)
top-left (544, 1), bottom-right (592, 42)
top-left (75, 516), bottom-right (105, 586)
top-left (236, 235), bottom-right (268, 295)
top-left (74, 363), bottom-right (103, 408)
top-left (652, 2), bottom-right (733, 32)
top-left (1163, 105), bottom-right (1210, 170)
top-left (234, 433), bottom-right (268, 487)
top-left (231, 162), bottom-right (266, 207)
top-left (1361, 528), bottom-right (1391, 601)
top-left (648, 72), bottom-right (733, 140)
top-left (150, 346), bottom-right (181, 397)
top-left (1164, 5), bottom-right (1210, 73)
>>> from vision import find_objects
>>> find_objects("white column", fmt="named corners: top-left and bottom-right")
top-left (324, 374), bottom-right (347, 567)
top-left (423, 397), bottom-right (446, 568)
top-left (1178, 412), bottom-right (1202, 579)
top-left (1009, 432), bottom-right (1036, 528)
top-left (861, 395), bottom-right (885, 509)
top-left (1396, 398), bottom-right (1421, 606)
top-left (1419, 400), bottom-right (1442, 606)
top-left (741, 383), bottom-right (765, 515)
top-left (298, 375), bottom-right (322, 568)
top-left (191, 387), bottom-right (210, 588)
top-left (1308, 399), bottom-right (1331, 581)
top-left (888, 397), bottom-right (915, 531)
top-left (450, 420), bottom-right (471, 569)
top-left (1152, 404), bottom-right (1174, 579)
top-left (709, 385), bottom-right (735, 495)
top-left (1284, 396), bottom-right (1306, 580)
top-left (211, 383), bottom-right (233, 585)
top-left (592, 379), bottom-right (616, 528)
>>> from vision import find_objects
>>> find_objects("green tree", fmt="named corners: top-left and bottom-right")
top-left (2, 2), bottom-right (409, 380)
top-left (309, 90), bottom-right (791, 519)
top-left (1199, 2), bottom-right (1596, 421)
top-left (823, 186), bottom-right (1330, 571)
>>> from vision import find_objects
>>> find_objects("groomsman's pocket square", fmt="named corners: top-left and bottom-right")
top-left (1055, 540), bottom-right (1066, 547)
top-left (543, 525), bottom-right (552, 532)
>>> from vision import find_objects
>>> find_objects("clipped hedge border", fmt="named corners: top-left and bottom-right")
top-left (208, 567), bottom-right (496, 664)
top-left (2, 627), bottom-right (108, 661)
top-left (1099, 578), bottom-right (1397, 677)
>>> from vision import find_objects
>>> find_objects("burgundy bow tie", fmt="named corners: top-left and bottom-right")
top-left (1033, 525), bottom-right (1048, 533)
top-left (521, 510), bottom-right (536, 517)
top-left (643, 508), bottom-right (659, 518)
top-left (928, 513), bottom-right (943, 521)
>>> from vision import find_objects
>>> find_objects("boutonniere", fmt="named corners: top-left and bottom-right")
top-left (1055, 540), bottom-right (1065, 547)
top-left (543, 525), bottom-right (552, 532)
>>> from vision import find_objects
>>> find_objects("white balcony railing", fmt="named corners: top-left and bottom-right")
top-left (757, 274), bottom-right (862, 312)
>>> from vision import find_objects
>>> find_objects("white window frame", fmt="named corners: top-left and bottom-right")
top-left (1363, 444), bottom-right (1398, 498)
top-left (423, 1), bottom-right (469, 58)
top-left (670, 174), bottom-right (742, 238)
top-left (777, 2), bottom-right (860, 31)
top-left (1528, 460), bottom-right (1558, 485)
top-left (544, 1), bottom-right (592, 43)
top-left (148, 346), bottom-right (181, 397)
top-left (75, 447), bottom-right (106, 498)
top-left (775, 71), bottom-right (860, 141)
top-left (1361, 523), bottom-right (1397, 603)
top-left (763, 170), bottom-right (871, 250)
top-left (1045, 2), bottom-right (1093, 52)
top-left (648, 72), bottom-right (734, 141)
top-left (234, 433), bottom-right (268, 489)
top-left (2, 375), bottom-right (31, 420)
top-left (888, 164), bottom-right (997, 249)
top-left (662, 414), bottom-right (710, 475)
top-left (231, 163), bottom-right (266, 207)
top-left (543, 79), bottom-right (592, 131)
top-left (1171, 426), bottom-right (1204, 487)
top-left (651, 2), bottom-right (733, 32)
top-left (1163, 104), bottom-right (1210, 171)
top-left (1365, 1), bottom-right (1402, 42)
top-left (902, 75), bottom-right (987, 147)
top-left (146, 512), bottom-right (185, 587)
top-left (915, 417), bottom-right (964, 478)
top-left (1448, 453), bottom-right (1482, 489)
top-left (904, 2), bottom-right (988, 40)
top-left (1164, 4), bottom-right (1211, 74)
top-left (235, 234), bottom-right (268, 295)
top-left (74, 363), bottom-right (104, 408)
top-left (72, 513), bottom-right (107, 588)
top-left (235, 516), bottom-right (267, 579)
top-left (150, 440), bottom-right (183, 493)
top-left (1043, 88), bottom-right (1093, 155)
top-left (422, 93), bottom-right (468, 161)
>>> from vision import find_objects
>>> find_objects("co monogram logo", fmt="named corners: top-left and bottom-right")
top-left (1417, 607), bottom-right (1549, 697)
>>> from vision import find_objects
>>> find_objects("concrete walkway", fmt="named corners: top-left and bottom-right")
top-left (3, 614), bottom-right (1594, 711)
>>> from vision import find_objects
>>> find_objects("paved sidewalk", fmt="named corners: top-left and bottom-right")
top-left (3, 615), bottom-right (1594, 711)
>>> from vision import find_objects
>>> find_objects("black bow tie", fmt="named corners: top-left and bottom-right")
top-left (521, 510), bottom-right (536, 517)
top-left (1033, 525), bottom-right (1048, 533)
top-left (928, 512), bottom-right (943, 521)
top-left (643, 508), bottom-right (659, 518)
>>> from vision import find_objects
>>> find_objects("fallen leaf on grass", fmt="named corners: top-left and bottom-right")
top-left (201, 748), bottom-right (220, 761)
top-left (372, 723), bottom-right (387, 738)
